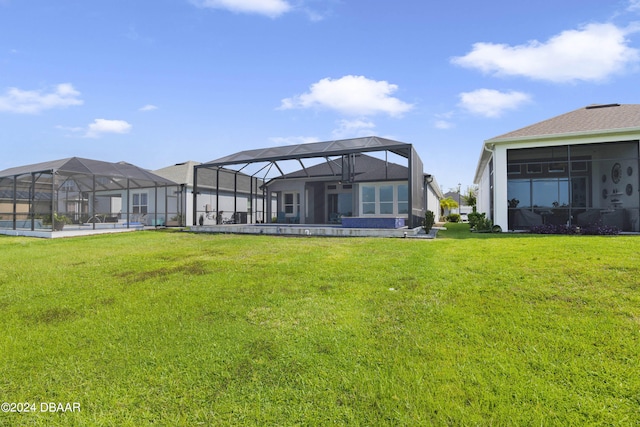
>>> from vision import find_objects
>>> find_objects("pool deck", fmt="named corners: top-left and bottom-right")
top-left (0, 223), bottom-right (145, 238)
top-left (1, 224), bottom-right (442, 239)
top-left (191, 223), bottom-right (438, 238)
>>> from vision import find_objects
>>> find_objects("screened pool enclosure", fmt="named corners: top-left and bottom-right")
top-left (193, 137), bottom-right (427, 228)
top-left (0, 157), bottom-right (180, 232)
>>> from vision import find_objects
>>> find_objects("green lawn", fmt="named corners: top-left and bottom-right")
top-left (0, 227), bottom-right (639, 426)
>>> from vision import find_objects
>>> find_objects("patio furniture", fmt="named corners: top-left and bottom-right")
top-left (512, 209), bottom-right (543, 229)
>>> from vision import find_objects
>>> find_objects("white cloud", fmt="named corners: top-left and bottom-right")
top-left (452, 23), bottom-right (640, 83)
top-left (55, 125), bottom-right (84, 133)
top-left (190, 0), bottom-right (291, 18)
top-left (433, 111), bottom-right (455, 129)
top-left (331, 119), bottom-right (376, 139)
top-left (85, 119), bottom-right (132, 138)
top-left (628, 0), bottom-right (640, 11)
top-left (280, 75), bottom-right (413, 117)
top-left (139, 104), bottom-right (158, 112)
top-left (0, 83), bottom-right (83, 114)
top-left (458, 89), bottom-right (531, 118)
top-left (434, 120), bottom-right (454, 130)
top-left (269, 136), bottom-right (320, 145)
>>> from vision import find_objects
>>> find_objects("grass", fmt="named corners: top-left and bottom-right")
top-left (0, 227), bottom-right (639, 425)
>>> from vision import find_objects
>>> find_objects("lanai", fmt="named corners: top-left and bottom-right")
top-left (0, 157), bottom-right (178, 236)
top-left (193, 136), bottom-right (426, 227)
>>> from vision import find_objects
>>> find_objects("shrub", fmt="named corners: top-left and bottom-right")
top-left (446, 213), bottom-right (461, 223)
top-left (423, 210), bottom-right (435, 232)
top-left (468, 212), bottom-right (493, 232)
top-left (530, 223), bottom-right (619, 235)
top-left (468, 212), bottom-right (482, 229)
top-left (530, 224), bottom-right (578, 235)
top-left (580, 223), bottom-right (620, 235)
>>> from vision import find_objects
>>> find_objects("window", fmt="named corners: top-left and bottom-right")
top-left (508, 178), bottom-right (570, 209)
top-left (379, 185), bottom-right (394, 214)
top-left (132, 193), bottom-right (148, 214)
top-left (359, 183), bottom-right (408, 216)
top-left (284, 192), bottom-right (299, 216)
top-left (507, 164), bottom-right (521, 175)
top-left (507, 180), bottom-right (531, 208)
top-left (362, 186), bottom-right (376, 214)
top-left (397, 184), bottom-right (408, 214)
top-left (571, 161), bottom-right (587, 172)
top-left (527, 163), bottom-right (543, 174)
top-left (532, 178), bottom-right (569, 207)
top-left (549, 162), bottom-right (567, 173)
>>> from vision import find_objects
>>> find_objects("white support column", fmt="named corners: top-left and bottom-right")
top-left (493, 146), bottom-right (509, 231)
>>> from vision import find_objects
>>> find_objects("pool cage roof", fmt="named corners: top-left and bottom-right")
top-left (193, 136), bottom-right (425, 227)
top-left (203, 136), bottom-right (413, 167)
top-left (0, 157), bottom-right (176, 189)
top-left (0, 157), bottom-right (179, 234)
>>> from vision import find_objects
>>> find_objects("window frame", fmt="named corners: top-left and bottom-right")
top-left (359, 182), bottom-right (408, 216)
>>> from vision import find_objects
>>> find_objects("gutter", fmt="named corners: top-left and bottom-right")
top-left (473, 142), bottom-right (494, 184)
top-left (486, 126), bottom-right (640, 145)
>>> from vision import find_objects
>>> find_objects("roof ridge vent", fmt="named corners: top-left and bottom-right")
top-left (585, 103), bottom-right (621, 109)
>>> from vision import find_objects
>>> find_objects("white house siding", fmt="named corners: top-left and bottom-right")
top-left (476, 163), bottom-right (492, 220)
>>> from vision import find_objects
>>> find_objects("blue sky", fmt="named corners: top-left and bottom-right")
top-left (1, 0), bottom-right (640, 191)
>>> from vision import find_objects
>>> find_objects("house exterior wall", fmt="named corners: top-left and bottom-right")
top-left (477, 132), bottom-right (640, 232)
top-left (194, 187), bottom-right (275, 225)
top-left (424, 183), bottom-right (441, 216)
top-left (266, 178), bottom-right (412, 224)
top-left (476, 159), bottom-right (492, 219)
top-left (493, 146), bottom-right (508, 230)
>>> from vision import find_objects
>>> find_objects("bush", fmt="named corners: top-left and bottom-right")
top-left (423, 210), bottom-right (435, 232)
top-left (468, 212), bottom-right (493, 232)
top-left (579, 223), bottom-right (620, 235)
top-left (530, 224), bottom-right (579, 235)
top-left (530, 223), bottom-right (620, 235)
top-left (468, 212), bottom-right (482, 229)
top-left (446, 213), bottom-right (461, 223)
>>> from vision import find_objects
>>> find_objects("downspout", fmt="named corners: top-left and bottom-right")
top-left (249, 176), bottom-right (254, 224)
top-left (192, 166), bottom-right (199, 226)
top-left (92, 174), bottom-right (96, 230)
top-left (126, 179), bottom-right (130, 229)
top-left (234, 171), bottom-right (238, 223)
top-left (12, 174), bottom-right (17, 230)
top-left (51, 172), bottom-right (56, 232)
top-left (216, 168), bottom-right (220, 224)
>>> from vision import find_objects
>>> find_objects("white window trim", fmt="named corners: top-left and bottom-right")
top-left (359, 182), bottom-right (408, 216)
top-left (283, 192), bottom-right (300, 217)
top-left (132, 192), bottom-right (148, 215)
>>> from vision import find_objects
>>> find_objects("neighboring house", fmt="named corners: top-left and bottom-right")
top-left (442, 190), bottom-right (472, 218)
top-left (194, 137), bottom-right (440, 228)
top-left (424, 174), bottom-right (444, 219)
top-left (474, 104), bottom-right (640, 232)
top-left (153, 161), bottom-right (276, 226)
top-left (0, 157), bottom-right (178, 232)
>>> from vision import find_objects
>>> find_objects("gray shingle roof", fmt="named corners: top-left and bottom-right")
top-left (276, 154), bottom-right (409, 182)
top-left (153, 161), bottom-right (200, 186)
top-left (153, 160), bottom-right (264, 193)
top-left (488, 104), bottom-right (640, 141)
